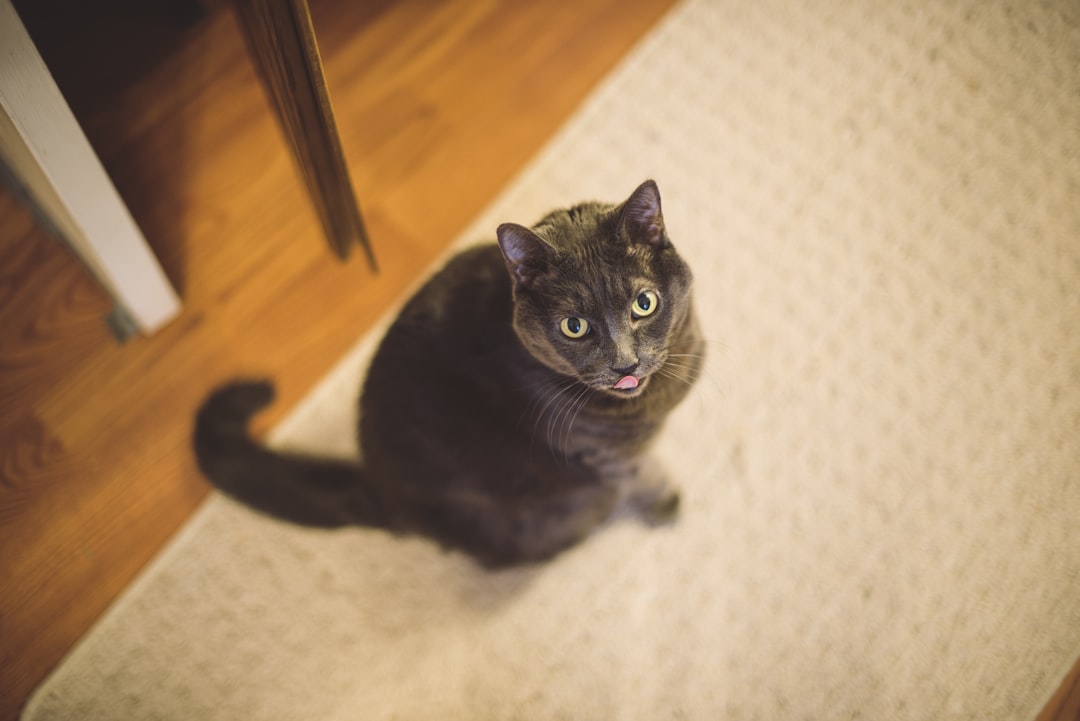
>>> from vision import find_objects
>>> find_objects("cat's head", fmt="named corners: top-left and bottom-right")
top-left (497, 180), bottom-right (694, 398)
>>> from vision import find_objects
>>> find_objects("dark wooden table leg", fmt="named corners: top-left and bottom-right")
top-left (233, 0), bottom-right (375, 267)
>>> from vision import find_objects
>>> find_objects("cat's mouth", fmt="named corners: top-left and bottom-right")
top-left (607, 373), bottom-right (649, 397)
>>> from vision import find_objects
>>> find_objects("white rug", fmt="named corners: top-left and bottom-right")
top-left (25, 1), bottom-right (1080, 719)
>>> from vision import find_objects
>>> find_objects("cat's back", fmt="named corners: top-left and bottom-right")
top-left (380, 243), bottom-right (513, 353)
top-left (361, 243), bottom-right (525, 421)
top-left (359, 243), bottom-right (552, 487)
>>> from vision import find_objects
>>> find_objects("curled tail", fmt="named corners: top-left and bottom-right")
top-left (194, 381), bottom-right (383, 528)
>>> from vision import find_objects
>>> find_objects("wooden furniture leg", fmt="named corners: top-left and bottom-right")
top-left (233, 0), bottom-right (375, 267)
top-left (0, 0), bottom-right (181, 337)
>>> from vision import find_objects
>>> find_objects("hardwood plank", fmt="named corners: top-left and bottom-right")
top-left (0, 1), bottom-right (676, 718)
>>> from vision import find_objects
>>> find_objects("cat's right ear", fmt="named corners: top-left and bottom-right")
top-left (497, 223), bottom-right (553, 288)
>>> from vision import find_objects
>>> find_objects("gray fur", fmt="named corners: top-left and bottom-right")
top-left (195, 180), bottom-right (703, 567)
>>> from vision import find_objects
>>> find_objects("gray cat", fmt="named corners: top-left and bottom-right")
top-left (195, 180), bottom-right (703, 567)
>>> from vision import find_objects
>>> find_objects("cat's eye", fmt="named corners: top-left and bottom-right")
top-left (631, 291), bottom-right (659, 319)
top-left (560, 317), bottom-right (590, 339)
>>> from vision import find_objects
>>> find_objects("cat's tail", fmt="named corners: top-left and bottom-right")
top-left (194, 380), bottom-right (386, 529)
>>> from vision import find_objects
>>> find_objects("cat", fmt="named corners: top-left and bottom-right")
top-left (194, 180), bottom-right (704, 568)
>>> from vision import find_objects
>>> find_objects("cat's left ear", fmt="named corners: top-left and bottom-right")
top-left (618, 179), bottom-right (669, 249)
top-left (497, 223), bottom-right (554, 288)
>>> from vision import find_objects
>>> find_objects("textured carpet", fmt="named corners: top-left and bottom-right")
top-left (25, 1), bottom-right (1080, 719)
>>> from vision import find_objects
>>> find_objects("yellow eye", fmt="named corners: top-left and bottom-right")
top-left (631, 291), bottom-right (659, 318)
top-left (560, 317), bottom-right (589, 338)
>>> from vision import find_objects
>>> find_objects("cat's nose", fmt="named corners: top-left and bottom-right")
top-left (613, 361), bottom-right (639, 376)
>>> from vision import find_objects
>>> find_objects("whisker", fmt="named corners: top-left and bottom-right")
top-left (659, 358), bottom-right (728, 397)
top-left (531, 377), bottom-right (578, 420)
top-left (657, 367), bottom-right (698, 386)
top-left (661, 360), bottom-right (701, 371)
top-left (660, 362), bottom-right (704, 377)
top-left (562, 386), bottom-right (593, 460)
top-left (551, 383), bottom-right (592, 459)
top-left (546, 383), bottom-right (579, 453)
top-left (664, 333), bottom-right (741, 398)
top-left (525, 376), bottom-right (580, 457)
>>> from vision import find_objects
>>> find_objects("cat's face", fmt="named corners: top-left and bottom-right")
top-left (497, 181), bottom-right (693, 399)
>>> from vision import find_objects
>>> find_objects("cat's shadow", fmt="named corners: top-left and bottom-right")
top-left (450, 561), bottom-right (544, 615)
top-left (329, 507), bottom-right (656, 624)
top-left (324, 525), bottom-right (553, 618)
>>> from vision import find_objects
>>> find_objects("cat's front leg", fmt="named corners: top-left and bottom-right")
top-left (589, 451), bottom-right (681, 526)
top-left (623, 454), bottom-right (681, 526)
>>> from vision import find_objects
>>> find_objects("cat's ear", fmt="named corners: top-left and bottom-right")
top-left (497, 223), bottom-right (554, 287)
top-left (618, 179), bottom-right (669, 249)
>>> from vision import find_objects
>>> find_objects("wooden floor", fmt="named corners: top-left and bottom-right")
top-left (0, 1), bottom-right (1076, 720)
top-left (0, 0), bottom-right (674, 716)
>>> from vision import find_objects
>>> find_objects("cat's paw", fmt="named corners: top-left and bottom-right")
top-left (642, 488), bottom-right (681, 526)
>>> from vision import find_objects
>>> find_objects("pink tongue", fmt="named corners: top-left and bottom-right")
top-left (614, 375), bottom-right (639, 390)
